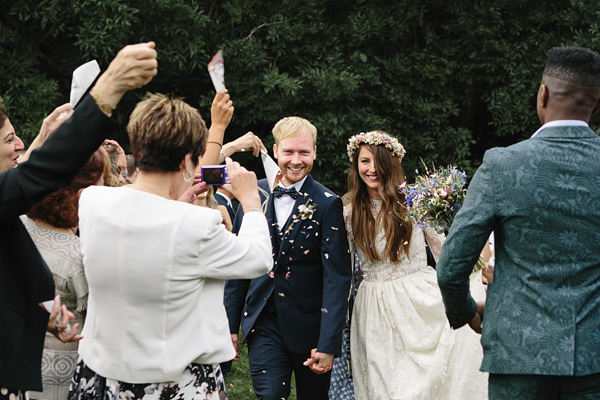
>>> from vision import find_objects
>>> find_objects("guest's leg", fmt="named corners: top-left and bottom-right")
top-left (560, 373), bottom-right (600, 400)
top-left (291, 353), bottom-right (331, 400)
top-left (247, 312), bottom-right (293, 400)
top-left (488, 374), bottom-right (559, 400)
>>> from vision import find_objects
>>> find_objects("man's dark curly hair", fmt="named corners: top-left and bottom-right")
top-left (543, 46), bottom-right (600, 87)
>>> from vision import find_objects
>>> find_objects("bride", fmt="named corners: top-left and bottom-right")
top-left (344, 131), bottom-right (488, 400)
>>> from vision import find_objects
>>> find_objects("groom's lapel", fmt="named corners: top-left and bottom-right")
top-left (276, 175), bottom-right (316, 267)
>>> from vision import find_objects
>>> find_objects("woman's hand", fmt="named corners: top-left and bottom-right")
top-left (91, 42), bottom-right (158, 111)
top-left (224, 131), bottom-right (265, 158)
top-left (225, 157), bottom-right (261, 211)
top-left (178, 175), bottom-right (208, 203)
top-left (210, 90), bottom-right (234, 130)
top-left (47, 295), bottom-right (83, 343)
top-left (19, 103), bottom-right (74, 163)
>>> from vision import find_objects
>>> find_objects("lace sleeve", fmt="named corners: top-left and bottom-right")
top-left (423, 227), bottom-right (445, 263)
top-left (343, 205), bottom-right (355, 256)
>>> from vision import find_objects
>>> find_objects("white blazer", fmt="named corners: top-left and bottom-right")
top-left (78, 186), bottom-right (272, 383)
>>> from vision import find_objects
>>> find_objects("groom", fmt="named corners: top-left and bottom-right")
top-left (437, 46), bottom-right (600, 398)
top-left (225, 117), bottom-right (351, 400)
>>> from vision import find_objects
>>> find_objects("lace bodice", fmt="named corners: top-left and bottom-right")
top-left (343, 200), bottom-right (445, 283)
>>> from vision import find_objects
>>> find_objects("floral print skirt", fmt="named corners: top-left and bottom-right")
top-left (67, 360), bottom-right (227, 400)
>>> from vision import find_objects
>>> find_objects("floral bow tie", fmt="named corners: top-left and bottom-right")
top-left (273, 186), bottom-right (299, 199)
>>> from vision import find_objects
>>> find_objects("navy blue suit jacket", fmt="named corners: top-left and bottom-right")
top-left (225, 175), bottom-right (351, 356)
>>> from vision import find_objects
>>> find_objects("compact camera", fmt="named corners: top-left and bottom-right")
top-left (201, 165), bottom-right (230, 186)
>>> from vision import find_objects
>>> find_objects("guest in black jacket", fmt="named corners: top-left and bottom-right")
top-left (0, 42), bottom-right (157, 398)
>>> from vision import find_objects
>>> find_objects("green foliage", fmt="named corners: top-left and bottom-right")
top-left (2, 0), bottom-right (600, 192)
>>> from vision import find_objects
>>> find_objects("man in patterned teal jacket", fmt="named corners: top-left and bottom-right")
top-left (437, 46), bottom-right (600, 399)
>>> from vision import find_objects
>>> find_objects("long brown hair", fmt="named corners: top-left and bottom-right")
top-left (347, 140), bottom-right (412, 262)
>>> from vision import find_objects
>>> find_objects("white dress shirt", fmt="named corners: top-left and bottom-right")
top-left (531, 119), bottom-right (588, 137)
top-left (274, 176), bottom-right (307, 230)
top-left (77, 186), bottom-right (272, 383)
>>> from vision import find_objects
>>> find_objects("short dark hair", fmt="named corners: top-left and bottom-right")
top-left (127, 93), bottom-right (208, 172)
top-left (543, 46), bottom-right (600, 87)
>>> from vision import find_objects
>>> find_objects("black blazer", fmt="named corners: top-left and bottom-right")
top-left (225, 176), bottom-right (352, 355)
top-left (0, 95), bottom-right (118, 391)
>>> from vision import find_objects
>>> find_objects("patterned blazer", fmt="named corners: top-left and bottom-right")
top-left (437, 125), bottom-right (600, 376)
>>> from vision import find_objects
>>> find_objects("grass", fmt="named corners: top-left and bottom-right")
top-left (224, 339), bottom-right (297, 400)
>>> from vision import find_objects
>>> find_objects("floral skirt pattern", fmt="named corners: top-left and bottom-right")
top-left (0, 388), bottom-right (28, 400)
top-left (67, 360), bottom-right (227, 400)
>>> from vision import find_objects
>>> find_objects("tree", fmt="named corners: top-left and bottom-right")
top-left (2, 0), bottom-right (599, 193)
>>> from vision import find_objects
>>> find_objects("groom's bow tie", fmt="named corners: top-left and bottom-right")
top-left (273, 186), bottom-right (299, 199)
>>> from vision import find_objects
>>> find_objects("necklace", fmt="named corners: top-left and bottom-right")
top-left (132, 181), bottom-right (170, 199)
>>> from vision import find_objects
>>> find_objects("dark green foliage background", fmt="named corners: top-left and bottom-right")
top-left (2, 0), bottom-right (600, 193)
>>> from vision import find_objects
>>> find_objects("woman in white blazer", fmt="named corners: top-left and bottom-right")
top-left (69, 93), bottom-right (272, 400)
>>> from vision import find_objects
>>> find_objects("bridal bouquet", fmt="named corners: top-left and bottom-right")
top-left (401, 165), bottom-right (467, 234)
top-left (401, 164), bottom-right (485, 272)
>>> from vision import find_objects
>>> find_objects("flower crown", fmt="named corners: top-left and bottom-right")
top-left (347, 131), bottom-right (406, 161)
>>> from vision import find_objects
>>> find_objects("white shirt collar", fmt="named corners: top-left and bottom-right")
top-left (277, 176), bottom-right (308, 192)
top-left (531, 120), bottom-right (588, 138)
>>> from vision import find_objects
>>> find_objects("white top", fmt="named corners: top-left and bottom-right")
top-left (77, 186), bottom-right (272, 383)
top-left (274, 176), bottom-right (307, 230)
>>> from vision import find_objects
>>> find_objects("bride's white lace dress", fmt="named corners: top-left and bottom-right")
top-left (345, 201), bottom-right (488, 400)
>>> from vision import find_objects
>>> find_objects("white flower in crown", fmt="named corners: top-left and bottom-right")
top-left (347, 131), bottom-right (406, 161)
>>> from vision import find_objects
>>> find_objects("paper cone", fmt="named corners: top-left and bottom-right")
top-left (70, 60), bottom-right (101, 107)
top-left (261, 149), bottom-right (281, 192)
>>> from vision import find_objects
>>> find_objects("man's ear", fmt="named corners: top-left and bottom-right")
top-left (313, 146), bottom-right (317, 160)
top-left (273, 143), bottom-right (278, 159)
top-left (539, 84), bottom-right (549, 108)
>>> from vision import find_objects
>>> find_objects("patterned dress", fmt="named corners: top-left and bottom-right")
top-left (21, 216), bottom-right (88, 400)
top-left (344, 201), bottom-right (488, 400)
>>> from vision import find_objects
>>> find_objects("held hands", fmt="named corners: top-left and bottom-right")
top-left (468, 301), bottom-right (485, 334)
top-left (46, 295), bottom-right (83, 343)
top-left (210, 90), bottom-right (234, 130)
top-left (303, 348), bottom-right (334, 374)
top-left (230, 333), bottom-right (240, 361)
top-left (92, 42), bottom-right (158, 109)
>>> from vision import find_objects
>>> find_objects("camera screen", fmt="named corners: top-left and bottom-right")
top-left (202, 167), bottom-right (224, 185)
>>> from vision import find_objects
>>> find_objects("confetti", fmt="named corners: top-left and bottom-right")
top-left (324, 192), bottom-right (333, 197)
top-left (269, 271), bottom-right (275, 278)
top-left (289, 240), bottom-right (294, 243)
top-left (331, 226), bottom-right (339, 230)
top-left (315, 232), bottom-right (319, 236)
top-left (289, 257), bottom-right (293, 261)
top-left (304, 249), bottom-right (310, 254)
top-left (321, 308), bottom-right (328, 313)
top-left (278, 292), bottom-right (285, 297)
top-left (286, 271), bottom-right (291, 279)
top-left (307, 226), bottom-right (313, 230)
top-left (325, 253), bottom-right (329, 259)
top-left (404, 241), bottom-right (409, 245)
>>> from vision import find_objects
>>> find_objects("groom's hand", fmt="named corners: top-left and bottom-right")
top-left (468, 301), bottom-right (485, 334)
top-left (303, 348), bottom-right (334, 374)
